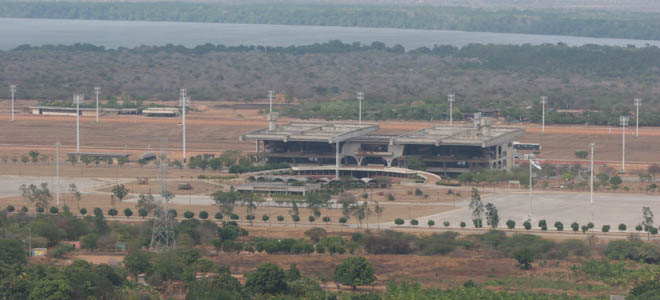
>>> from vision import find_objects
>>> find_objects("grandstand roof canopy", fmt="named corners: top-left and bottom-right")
top-left (392, 126), bottom-right (525, 147)
top-left (241, 122), bottom-right (379, 144)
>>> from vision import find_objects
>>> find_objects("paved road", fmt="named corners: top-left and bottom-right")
top-left (413, 191), bottom-right (660, 229)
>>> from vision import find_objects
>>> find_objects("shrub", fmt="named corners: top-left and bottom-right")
top-left (460, 221), bottom-right (466, 228)
top-left (619, 223), bottom-right (627, 231)
top-left (602, 225), bottom-right (611, 232)
top-left (214, 212), bottom-right (223, 220)
top-left (538, 219), bottom-right (547, 229)
top-left (414, 188), bottom-right (423, 196)
top-left (339, 217), bottom-right (348, 224)
top-left (571, 222), bottom-right (580, 232)
top-left (554, 221), bottom-right (564, 231)
top-left (305, 228), bottom-right (327, 243)
top-left (523, 221), bottom-right (532, 230)
top-left (138, 208), bottom-right (147, 218)
top-left (506, 219), bottom-right (515, 229)
top-left (6, 205), bottom-right (14, 213)
top-left (49, 206), bottom-right (58, 214)
top-left (394, 218), bottom-right (404, 225)
top-left (230, 213), bottom-right (239, 220)
top-left (411, 219), bottom-right (419, 226)
top-left (277, 216), bottom-right (284, 221)
top-left (443, 221), bottom-right (450, 227)
top-left (386, 193), bottom-right (395, 201)
top-left (199, 211), bottom-right (208, 219)
top-left (108, 208), bottom-right (118, 217)
top-left (36, 206), bottom-right (45, 213)
top-left (427, 220), bottom-right (435, 227)
top-left (79, 208), bottom-right (87, 216)
top-left (21, 206), bottom-right (28, 213)
top-left (123, 208), bottom-right (133, 218)
top-left (262, 214), bottom-right (269, 222)
top-left (52, 244), bottom-right (76, 258)
top-left (93, 207), bottom-right (103, 217)
top-left (246, 215), bottom-right (256, 221)
top-left (652, 227), bottom-right (659, 235)
top-left (322, 216), bottom-right (330, 222)
top-left (587, 222), bottom-right (594, 229)
top-left (308, 216), bottom-right (315, 222)
top-left (514, 248), bottom-right (536, 270)
top-left (472, 219), bottom-right (483, 228)
top-left (581, 225), bottom-right (589, 233)
top-left (636, 224), bottom-right (643, 231)
top-left (364, 230), bottom-right (415, 254)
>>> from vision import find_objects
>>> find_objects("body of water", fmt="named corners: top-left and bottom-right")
top-left (2, 17), bottom-right (660, 50)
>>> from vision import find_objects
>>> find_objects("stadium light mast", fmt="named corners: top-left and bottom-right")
top-left (634, 98), bottom-right (641, 137)
top-left (620, 115), bottom-right (629, 173)
top-left (448, 94), bottom-right (455, 126)
top-left (540, 96), bottom-right (547, 134)
top-left (268, 90), bottom-right (274, 114)
top-left (179, 89), bottom-right (190, 161)
top-left (74, 94), bottom-right (84, 152)
top-left (94, 87), bottom-right (101, 124)
top-left (528, 155), bottom-right (542, 220)
top-left (590, 142), bottom-right (595, 205)
top-left (56, 142), bottom-right (61, 207)
top-left (357, 92), bottom-right (364, 124)
top-left (10, 84), bottom-right (16, 122)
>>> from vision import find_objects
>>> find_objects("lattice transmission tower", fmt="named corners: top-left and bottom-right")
top-left (150, 138), bottom-right (176, 251)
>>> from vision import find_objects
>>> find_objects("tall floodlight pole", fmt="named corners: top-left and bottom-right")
top-left (590, 142), bottom-right (594, 205)
top-left (357, 92), bottom-right (364, 124)
top-left (620, 115), bottom-right (629, 173)
top-left (74, 94), bottom-right (84, 152)
top-left (94, 87), bottom-right (101, 124)
top-left (528, 156), bottom-right (542, 220)
top-left (448, 94), bottom-right (455, 126)
top-left (10, 85), bottom-right (16, 122)
top-left (56, 142), bottom-right (61, 207)
top-left (179, 89), bottom-right (189, 161)
top-left (268, 90), bottom-right (274, 114)
top-left (540, 96), bottom-right (547, 134)
top-left (634, 98), bottom-right (641, 137)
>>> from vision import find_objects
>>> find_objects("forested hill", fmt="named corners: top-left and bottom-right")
top-left (2, 2), bottom-right (660, 40)
top-left (2, 41), bottom-right (660, 126)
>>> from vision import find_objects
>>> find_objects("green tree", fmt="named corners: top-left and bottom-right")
top-left (334, 256), bottom-right (375, 290)
top-left (485, 203), bottom-right (499, 228)
top-left (111, 184), bottom-right (129, 202)
top-left (28, 277), bottom-right (72, 300)
top-left (213, 190), bottom-right (239, 215)
top-left (81, 233), bottom-right (99, 250)
top-left (123, 208), bottom-right (133, 218)
top-left (469, 188), bottom-right (484, 228)
top-left (0, 238), bottom-right (26, 265)
top-left (304, 192), bottom-right (330, 217)
top-left (19, 182), bottom-right (52, 210)
top-left (513, 248), bottom-right (536, 270)
top-left (643, 206), bottom-right (654, 240)
top-left (123, 250), bottom-right (152, 281)
top-left (245, 262), bottom-right (288, 294)
top-left (28, 150), bottom-right (40, 163)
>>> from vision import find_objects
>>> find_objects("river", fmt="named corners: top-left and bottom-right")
top-left (1, 17), bottom-right (660, 50)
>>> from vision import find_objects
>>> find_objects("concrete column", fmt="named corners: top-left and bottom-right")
top-left (335, 142), bottom-right (340, 179)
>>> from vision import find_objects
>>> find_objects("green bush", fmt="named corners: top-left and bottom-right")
top-left (619, 223), bottom-right (627, 231)
top-left (427, 220), bottom-right (435, 227)
top-left (36, 206), bottom-right (44, 213)
top-left (506, 219), bottom-right (515, 229)
top-left (636, 224), bottom-right (643, 231)
top-left (49, 206), bottom-right (58, 214)
top-left (394, 218), bottom-right (404, 225)
top-left (262, 214), bottom-right (269, 222)
top-left (554, 221), bottom-right (563, 231)
top-left (411, 219), bottom-right (419, 226)
top-left (6, 205), bottom-right (14, 213)
top-left (322, 216), bottom-right (331, 222)
top-left (215, 212), bottom-right (223, 220)
top-left (52, 243), bottom-right (75, 258)
top-left (199, 211), bottom-right (208, 219)
top-left (230, 213), bottom-right (239, 220)
top-left (339, 217), bottom-right (348, 224)
top-left (602, 225), bottom-right (610, 232)
top-left (123, 208), bottom-right (133, 217)
top-left (277, 216), bottom-right (284, 221)
top-left (460, 221), bottom-right (466, 228)
top-left (308, 216), bottom-right (315, 222)
top-left (79, 208), bottom-right (87, 215)
top-left (523, 221), bottom-right (531, 230)
top-left (443, 221), bottom-right (450, 227)
top-left (571, 222), bottom-right (580, 232)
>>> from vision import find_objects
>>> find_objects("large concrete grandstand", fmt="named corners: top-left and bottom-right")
top-left (241, 113), bottom-right (524, 176)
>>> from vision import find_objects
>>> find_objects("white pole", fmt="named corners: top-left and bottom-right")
top-left (528, 157), bottom-right (533, 220)
top-left (590, 142), bottom-right (594, 205)
top-left (448, 94), bottom-right (455, 126)
top-left (357, 92), bottom-right (364, 124)
top-left (180, 89), bottom-right (187, 161)
top-left (10, 85), bottom-right (16, 122)
top-left (635, 98), bottom-right (641, 137)
top-left (540, 96), bottom-right (547, 134)
top-left (268, 90), bottom-right (273, 114)
top-left (75, 94), bottom-right (81, 152)
top-left (56, 142), bottom-right (60, 207)
top-left (94, 87), bottom-right (100, 124)
top-left (620, 115), bottom-right (628, 173)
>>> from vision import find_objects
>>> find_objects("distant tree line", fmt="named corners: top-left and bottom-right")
top-left (2, 2), bottom-right (660, 40)
top-left (3, 41), bottom-right (660, 125)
